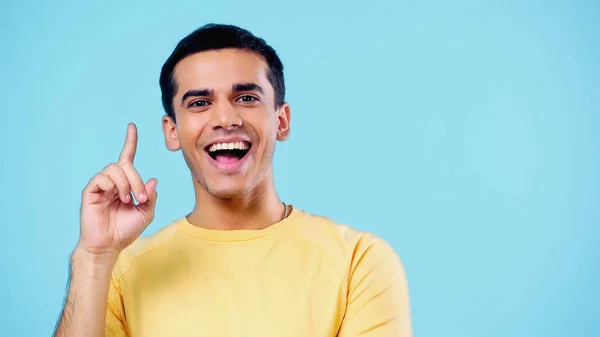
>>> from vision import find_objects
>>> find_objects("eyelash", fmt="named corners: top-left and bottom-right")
top-left (190, 100), bottom-right (210, 107)
top-left (188, 95), bottom-right (259, 108)
top-left (237, 95), bottom-right (259, 102)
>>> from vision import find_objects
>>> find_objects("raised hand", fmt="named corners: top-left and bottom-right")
top-left (77, 123), bottom-right (158, 257)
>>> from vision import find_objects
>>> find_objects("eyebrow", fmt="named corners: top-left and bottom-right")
top-left (232, 82), bottom-right (264, 95)
top-left (181, 89), bottom-right (214, 106)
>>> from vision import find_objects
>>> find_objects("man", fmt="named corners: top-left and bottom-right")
top-left (54, 23), bottom-right (412, 337)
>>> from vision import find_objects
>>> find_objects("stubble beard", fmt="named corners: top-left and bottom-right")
top-left (183, 142), bottom-right (276, 200)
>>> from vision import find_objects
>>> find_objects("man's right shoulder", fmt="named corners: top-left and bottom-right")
top-left (111, 217), bottom-right (184, 280)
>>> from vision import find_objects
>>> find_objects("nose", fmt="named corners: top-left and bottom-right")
top-left (209, 101), bottom-right (243, 130)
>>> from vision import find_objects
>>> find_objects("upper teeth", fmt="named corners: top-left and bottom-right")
top-left (208, 142), bottom-right (250, 152)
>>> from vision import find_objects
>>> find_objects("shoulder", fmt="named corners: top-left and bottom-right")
top-left (296, 210), bottom-right (404, 273)
top-left (111, 218), bottom-right (184, 280)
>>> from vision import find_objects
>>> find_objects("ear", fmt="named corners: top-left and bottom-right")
top-left (162, 115), bottom-right (181, 151)
top-left (276, 103), bottom-right (291, 141)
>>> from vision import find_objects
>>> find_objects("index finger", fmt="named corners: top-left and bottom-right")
top-left (118, 123), bottom-right (138, 164)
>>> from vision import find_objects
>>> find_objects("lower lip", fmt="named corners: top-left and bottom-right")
top-left (205, 147), bottom-right (252, 173)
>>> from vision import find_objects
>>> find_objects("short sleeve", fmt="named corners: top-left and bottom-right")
top-left (338, 235), bottom-right (413, 337)
top-left (105, 272), bottom-right (129, 337)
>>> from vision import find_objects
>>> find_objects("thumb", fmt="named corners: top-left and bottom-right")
top-left (138, 178), bottom-right (158, 220)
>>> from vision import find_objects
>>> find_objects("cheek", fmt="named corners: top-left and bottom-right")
top-left (254, 125), bottom-right (278, 163)
top-left (176, 119), bottom-right (206, 153)
top-left (178, 112), bottom-right (207, 133)
top-left (245, 112), bottom-right (277, 138)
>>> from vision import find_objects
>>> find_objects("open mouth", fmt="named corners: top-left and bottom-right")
top-left (205, 141), bottom-right (251, 165)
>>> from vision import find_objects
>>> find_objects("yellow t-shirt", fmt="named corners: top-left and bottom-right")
top-left (105, 206), bottom-right (412, 337)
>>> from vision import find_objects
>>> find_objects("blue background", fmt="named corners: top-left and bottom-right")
top-left (1, 0), bottom-right (598, 336)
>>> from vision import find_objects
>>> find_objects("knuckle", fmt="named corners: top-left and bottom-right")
top-left (90, 172), bottom-right (103, 182)
top-left (103, 163), bottom-right (121, 176)
top-left (106, 165), bottom-right (124, 178)
top-left (117, 160), bottom-right (128, 169)
top-left (120, 161), bottom-right (133, 169)
top-left (84, 173), bottom-right (101, 188)
top-left (104, 162), bottom-right (118, 170)
top-left (101, 163), bottom-right (132, 193)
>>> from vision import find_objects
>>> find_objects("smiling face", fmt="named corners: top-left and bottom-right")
top-left (162, 48), bottom-right (290, 199)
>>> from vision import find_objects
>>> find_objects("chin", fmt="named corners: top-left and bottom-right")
top-left (201, 171), bottom-right (268, 200)
top-left (199, 176), bottom-right (252, 199)
top-left (206, 185), bottom-right (250, 199)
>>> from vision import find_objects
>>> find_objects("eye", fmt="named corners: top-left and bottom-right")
top-left (237, 95), bottom-right (259, 103)
top-left (189, 100), bottom-right (210, 108)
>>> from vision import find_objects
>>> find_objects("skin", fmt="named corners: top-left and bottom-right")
top-left (54, 48), bottom-right (291, 336)
top-left (163, 48), bottom-right (291, 230)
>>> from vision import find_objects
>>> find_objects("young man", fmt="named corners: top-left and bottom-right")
top-left (54, 23), bottom-right (412, 337)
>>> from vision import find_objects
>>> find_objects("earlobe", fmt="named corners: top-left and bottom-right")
top-left (276, 103), bottom-right (291, 141)
top-left (162, 115), bottom-right (181, 151)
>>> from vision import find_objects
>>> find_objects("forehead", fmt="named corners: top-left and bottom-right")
top-left (173, 48), bottom-right (271, 94)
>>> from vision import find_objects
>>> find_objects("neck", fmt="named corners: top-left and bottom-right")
top-left (187, 174), bottom-right (286, 231)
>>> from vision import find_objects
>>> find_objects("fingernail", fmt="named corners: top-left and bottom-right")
top-left (139, 192), bottom-right (147, 201)
top-left (124, 194), bottom-right (131, 203)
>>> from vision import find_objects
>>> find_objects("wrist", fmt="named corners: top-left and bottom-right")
top-left (71, 245), bottom-right (118, 278)
top-left (73, 240), bottom-right (120, 262)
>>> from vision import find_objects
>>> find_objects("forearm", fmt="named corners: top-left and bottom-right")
top-left (54, 247), bottom-right (117, 337)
